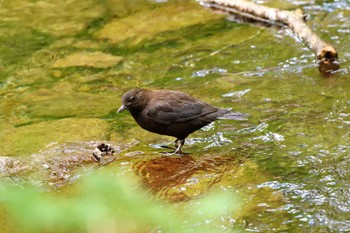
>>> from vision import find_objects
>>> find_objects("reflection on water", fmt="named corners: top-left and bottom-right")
top-left (134, 154), bottom-right (241, 202)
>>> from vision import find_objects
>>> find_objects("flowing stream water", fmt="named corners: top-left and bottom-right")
top-left (1, 0), bottom-right (350, 232)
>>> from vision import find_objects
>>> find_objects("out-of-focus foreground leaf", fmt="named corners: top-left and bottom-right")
top-left (0, 172), bottom-right (241, 233)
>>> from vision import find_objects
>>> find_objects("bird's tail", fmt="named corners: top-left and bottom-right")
top-left (218, 109), bottom-right (248, 121)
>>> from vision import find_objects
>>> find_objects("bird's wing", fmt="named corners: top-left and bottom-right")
top-left (145, 98), bottom-right (217, 124)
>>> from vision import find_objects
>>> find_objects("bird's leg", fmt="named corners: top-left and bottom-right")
top-left (174, 138), bottom-right (185, 155)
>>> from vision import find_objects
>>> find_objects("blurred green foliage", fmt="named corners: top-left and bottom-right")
top-left (0, 172), bottom-right (241, 233)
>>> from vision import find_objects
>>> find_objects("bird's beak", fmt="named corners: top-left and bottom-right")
top-left (117, 105), bottom-right (127, 113)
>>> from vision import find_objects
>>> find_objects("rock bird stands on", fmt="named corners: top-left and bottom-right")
top-left (117, 88), bottom-right (247, 155)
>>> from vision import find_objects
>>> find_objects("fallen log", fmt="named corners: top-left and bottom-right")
top-left (199, 0), bottom-right (339, 76)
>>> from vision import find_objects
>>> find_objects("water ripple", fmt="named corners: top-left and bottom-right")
top-left (192, 67), bottom-right (227, 77)
top-left (222, 89), bottom-right (251, 98)
top-left (251, 132), bottom-right (285, 142)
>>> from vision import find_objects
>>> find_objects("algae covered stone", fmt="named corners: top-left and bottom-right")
top-left (53, 51), bottom-right (122, 68)
top-left (96, 2), bottom-right (223, 45)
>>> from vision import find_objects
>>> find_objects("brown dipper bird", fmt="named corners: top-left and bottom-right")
top-left (117, 88), bottom-right (247, 154)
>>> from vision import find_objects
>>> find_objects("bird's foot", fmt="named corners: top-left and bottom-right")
top-left (152, 139), bottom-right (188, 155)
top-left (172, 138), bottom-right (188, 155)
top-left (92, 143), bottom-right (115, 162)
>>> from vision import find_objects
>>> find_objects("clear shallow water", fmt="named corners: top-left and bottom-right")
top-left (0, 0), bottom-right (350, 232)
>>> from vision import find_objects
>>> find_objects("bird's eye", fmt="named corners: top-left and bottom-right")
top-left (129, 96), bottom-right (135, 101)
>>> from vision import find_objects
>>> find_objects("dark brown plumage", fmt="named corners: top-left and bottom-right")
top-left (117, 88), bottom-right (246, 154)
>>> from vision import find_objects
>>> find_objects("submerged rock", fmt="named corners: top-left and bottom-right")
top-left (0, 141), bottom-right (137, 189)
top-left (52, 51), bottom-right (122, 68)
top-left (96, 2), bottom-right (223, 45)
top-left (0, 118), bottom-right (111, 156)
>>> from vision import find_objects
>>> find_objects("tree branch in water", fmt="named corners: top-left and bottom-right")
top-left (199, 0), bottom-right (339, 76)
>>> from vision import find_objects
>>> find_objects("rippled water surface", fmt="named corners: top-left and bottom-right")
top-left (1, 0), bottom-right (350, 232)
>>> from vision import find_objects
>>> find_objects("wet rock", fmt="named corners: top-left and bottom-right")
top-left (52, 51), bottom-right (122, 68)
top-left (0, 156), bottom-right (28, 176)
top-left (0, 157), bottom-right (11, 173)
top-left (0, 141), bottom-right (137, 189)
